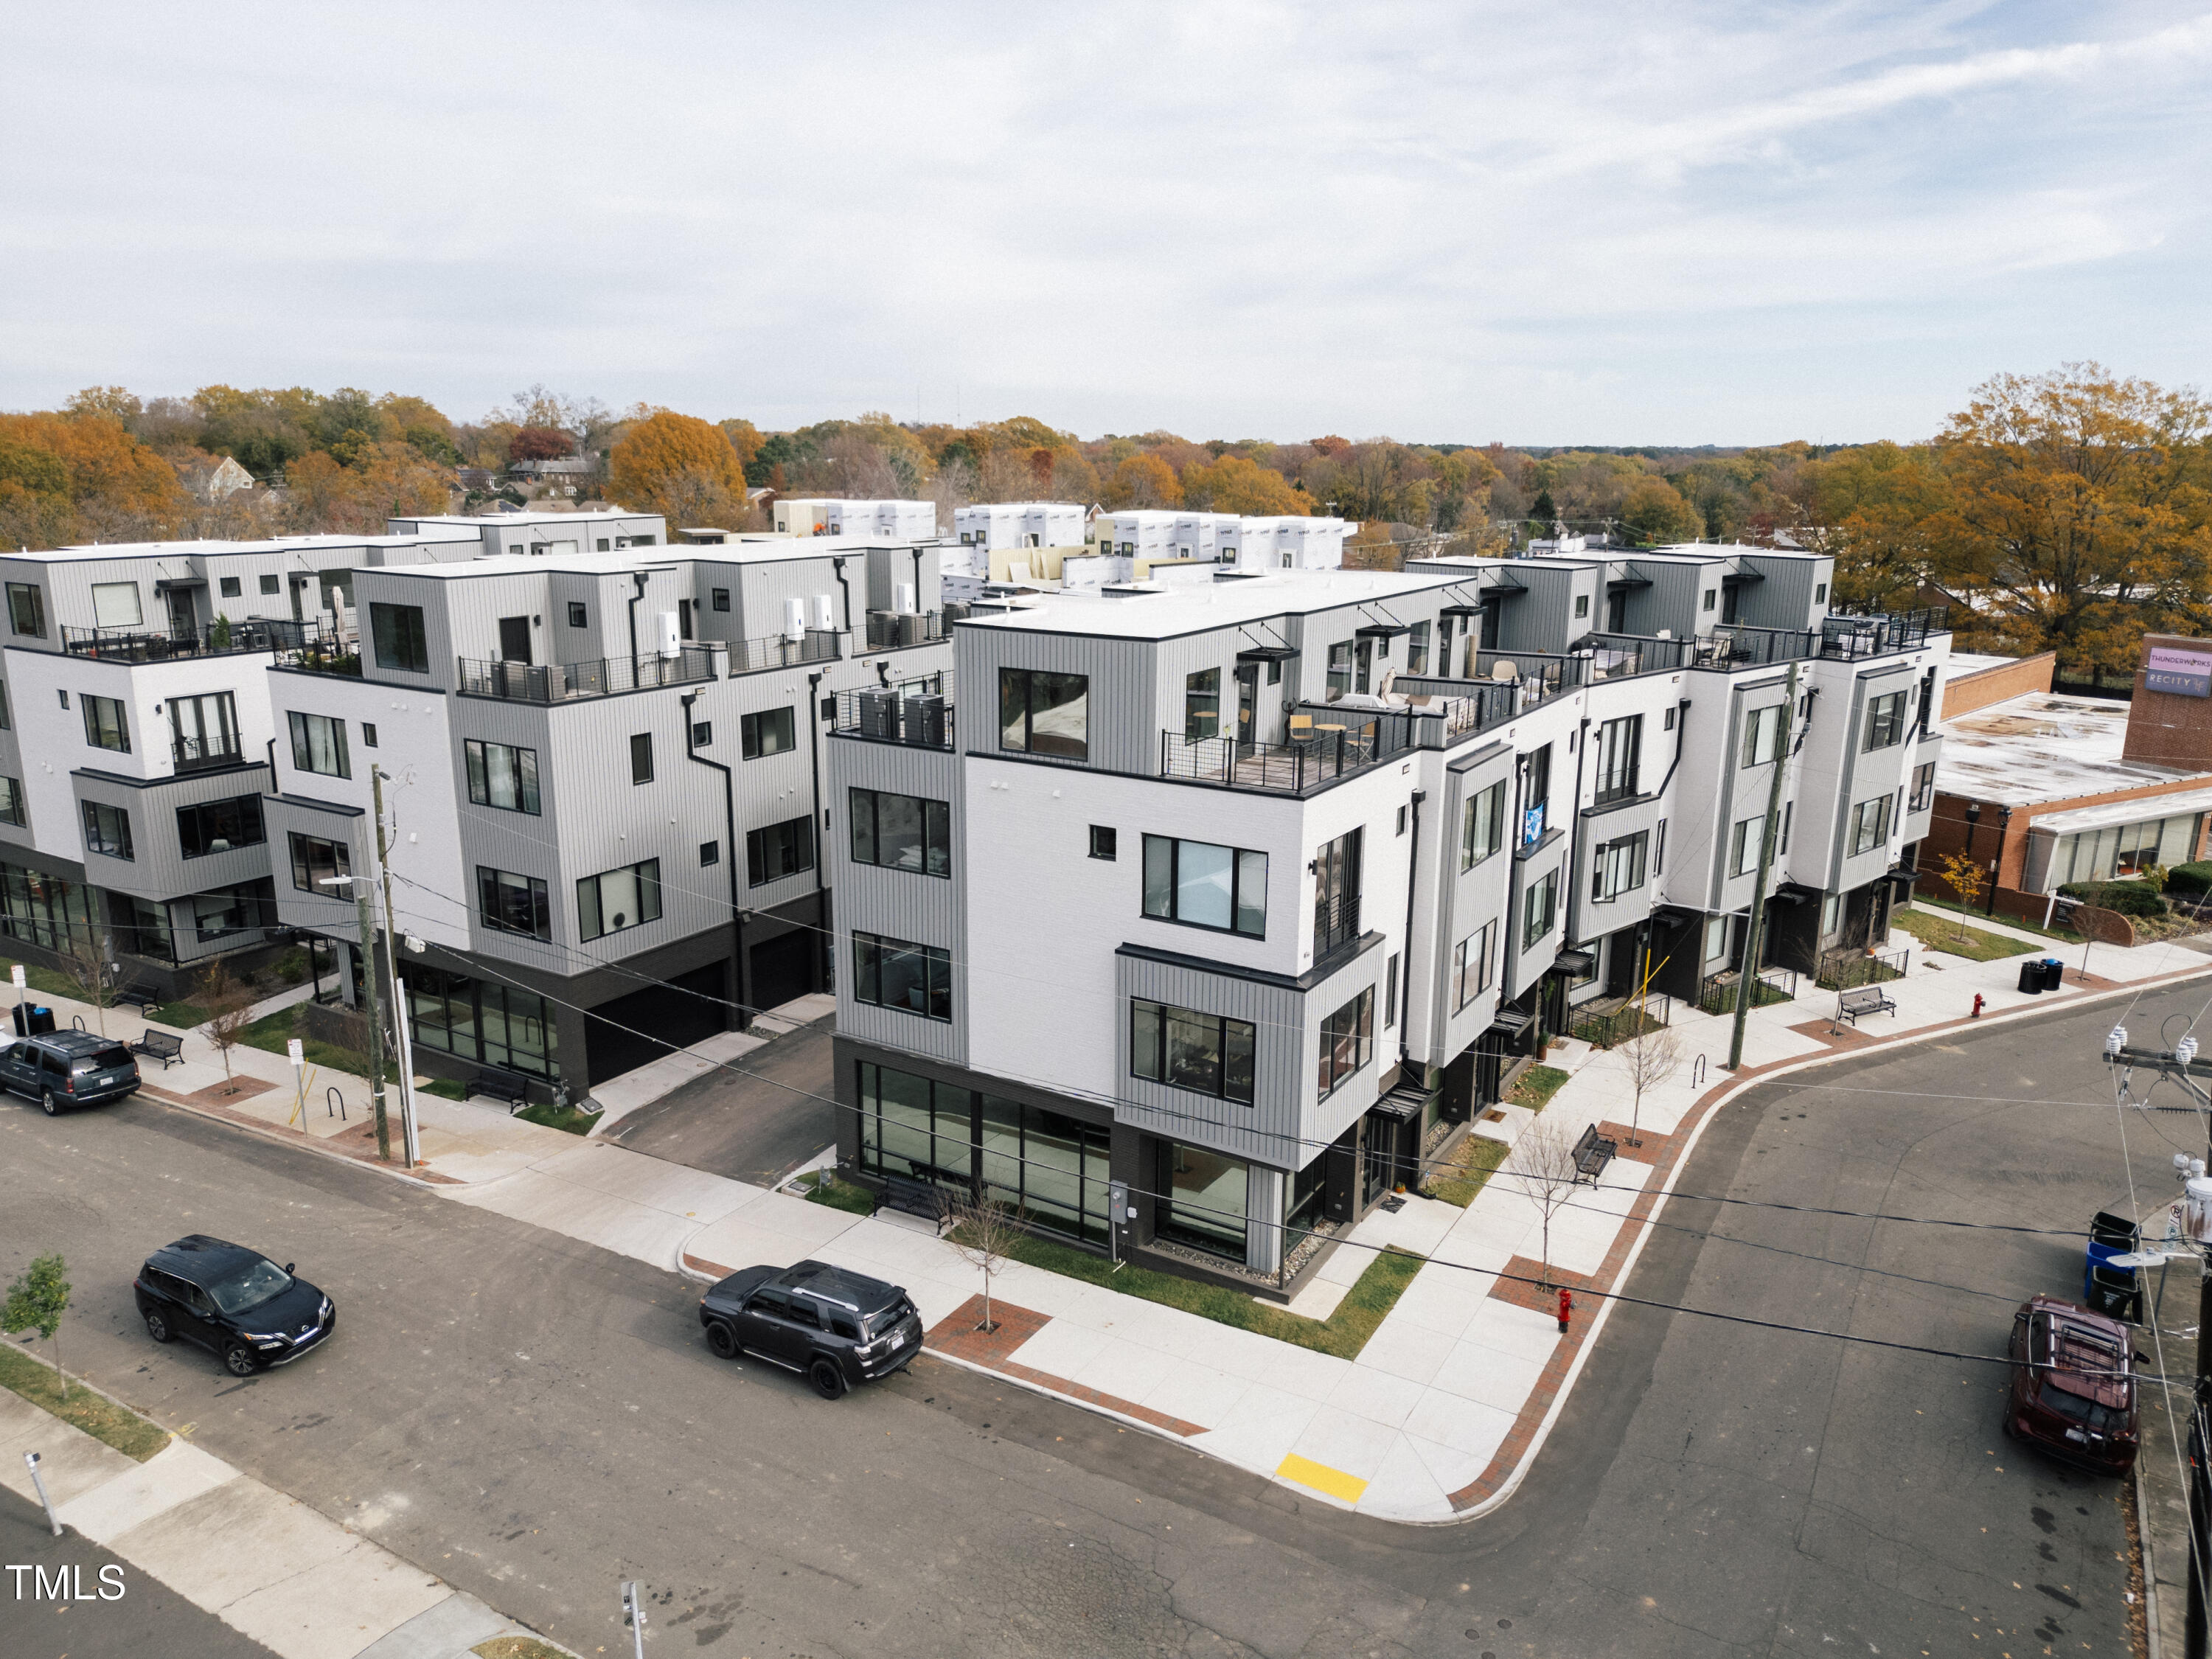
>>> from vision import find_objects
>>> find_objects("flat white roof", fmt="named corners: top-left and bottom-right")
top-left (1935, 691), bottom-right (2212, 806)
top-left (2031, 786), bottom-right (2212, 836)
top-left (397, 511), bottom-right (648, 528)
top-left (960, 568), bottom-right (1472, 640)
top-left (18, 529), bottom-right (481, 563)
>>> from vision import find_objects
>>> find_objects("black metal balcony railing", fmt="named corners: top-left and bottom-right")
top-left (63, 616), bottom-right (323, 663)
top-left (1697, 964), bottom-right (1798, 1017)
top-left (1313, 891), bottom-right (1363, 958)
top-left (278, 634), bottom-right (361, 675)
top-left (831, 684), bottom-right (956, 750)
top-left (458, 646), bottom-right (718, 703)
top-left (1161, 719), bottom-right (1390, 795)
top-left (1582, 633), bottom-right (1695, 675)
top-left (728, 630), bottom-right (841, 676)
top-left (173, 737), bottom-right (246, 773)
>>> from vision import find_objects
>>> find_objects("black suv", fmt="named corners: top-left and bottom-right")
top-left (698, 1260), bottom-right (922, 1399)
top-left (134, 1236), bottom-right (335, 1378)
top-left (1, 1032), bottom-right (139, 1115)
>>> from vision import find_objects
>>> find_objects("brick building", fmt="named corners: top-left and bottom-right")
top-left (1924, 636), bottom-right (2212, 923)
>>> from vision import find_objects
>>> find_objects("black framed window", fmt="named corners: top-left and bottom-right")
top-left (741, 707), bottom-right (796, 759)
top-left (1849, 794), bottom-right (1894, 857)
top-left (630, 732), bottom-right (653, 785)
top-left (567, 602), bottom-right (587, 627)
top-left (1740, 703), bottom-right (1786, 767)
top-left (0, 777), bottom-right (23, 827)
top-left (81, 695), bottom-right (129, 752)
top-left (176, 794), bottom-right (265, 859)
top-left (998, 667), bottom-right (1088, 760)
top-left (747, 815), bottom-right (816, 886)
top-left (1729, 815), bottom-right (1765, 876)
top-left (577, 858), bottom-right (661, 941)
top-left (361, 723), bottom-right (378, 748)
top-left (1523, 869), bottom-right (1557, 942)
top-left (1452, 921), bottom-right (1495, 1010)
top-left (465, 740), bottom-right (541, 813)
top-left (7, 582), bottom-right (45, 638)
top-left (259, 573), bottom-right (280, 594)
top-left (1142, 833), bottom-right (1267, 936)
top-left (1591, 830), bottom-right (1649, 902)
top-left (82, 801), bottom-right (133, 860)
top-left (192, 886), bottom-right (257, 942)
top-left (1408, 620), bottom-right (1430, 675)
top-left (700, 840), bottom-right (720, 866)
top-left (690, 721), bottom-right (712, 747)
top-left (1593, 715), bottom-right (1642, 805)
top-left (711, 588), bottom-right (730, 612)
top-left (852, 931), bottom-right (952, 1021)
top-left (1089, 825), bottom-right (1116, 860)
top-left (288, 711), bottom-right (349, 778)
top-left (1910, 762), bottom-right (1936, 812)
top-left (478, 866), bottom-right (552, 939)
top-left (408, 966), bottom-right (558, 1078)
top-left (218, 576), bottom-right (241, 598)
top-left (1461, 780), bottom-right (1504, 869)
top-left (289, 832), bottom-right (349, 893)
top-left (849, 787), bottom-right (950, 877)
top-left (369, 602), bottom-right (429, 672)
top-left (1326, 641), bottom-right (1352, 700)
top-left (1317, 986), bottom-right (1374, 1099)
top-left (1864, 690), bottom-right (1908, 751)
top-left (169, 692), bottom-right (236, 768)
top-left (1130, 998), bottom-right (1255, 1103)
top-left (1183, 668), bottom-right (1220, 742)
top-left (1314, 827), bottom-right (1361, 953)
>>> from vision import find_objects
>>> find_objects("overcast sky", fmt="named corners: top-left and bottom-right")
top-left (4, 1), bottom-right (2207, 446)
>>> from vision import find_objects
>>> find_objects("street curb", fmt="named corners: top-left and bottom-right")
top-left (141, 1088), bottom-right (448, 1192)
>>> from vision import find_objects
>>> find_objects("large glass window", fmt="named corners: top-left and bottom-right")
top-left (289, 832), bottom-right (350, 893)
top-left (1318, 985), bottom-right (1374, 1099)
top-left (1158, 1142), bottom-right (1249, 1259)
top-left (407, 966), bottom-right (558, 1078)
top-left (849, 787), bottom-right (950, 877)
top-left (176, 793), bottom-right (265, 859)
top-left (191, 886), bottom-right (257, 942)
top-left (91, 582), bottom-right (142, 628)
top-left (1183, 668), bottom-right (1220, 742)
top-left (1453, 921), bottom-right (1495, 1010)
top-left (741, 706), bottom-right (796, 759)
top-left (577, 858), bottom-right (661, 941)
top-left (7, 583), bottom-right (46, 638)
top-left (370, 602), bottom-right (429, 672)
top-left (465, 740), bottom-right (541, 814)
top-left (1523, 869), bottom-right (1557, 943)
top-left (0, 777), bottom-right (22, 827)
top-left (746, 815), bottom-right (815, 886)
top-left (1863, 690), bottom-right (1908, 751)
top-left (169, 692), bottom-right (240, 770)
top-left (998, 668), bottom-right (1088, 760)
top-left (288, 711), bottom-right (350, 778)
top-left (1326, 641), bottom-right (1352, 701)
top-left (1314, 827), bottom-right (1362, 954)
top-left (107, 891), bottom-right (173, 961)
top-left (1910, 761), bottom-right (1936, 812)
top-left (81, 694), bottom-right (129, 753)
top-left (82, 801), bottom-right (133, 860)
top-left (852, 930), bottom-right (952, 1020)
top-left (0, 862), bottom-right (96, 954)
top-left (1461, 780), bottom-right (1504, 869)
top-left (982, 1096), bottom-right (1111, 1245)
top-left (478, 866), bottom-right (552, 939)
top-left (1141, 834), bottom-right (1267, 936)
top-left (1591, 831), bottom-right (1649, 902)
top-left (1593, 715), bottom-right (1642, 805)
top-left (1408, 620), bottom-right (1430, 675)
top-left (1740, 703), bottom-right (1786, 767)
top-left (1849, 794), bottom-right (1894, 857)
top-left (1130, 998), bottom-right (1256, 1103)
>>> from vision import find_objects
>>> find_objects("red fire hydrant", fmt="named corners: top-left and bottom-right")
top-left (1557, 1287), bottom-right (1573, 1335)
top-left (1972, 992), bottom-right (1986, 1020)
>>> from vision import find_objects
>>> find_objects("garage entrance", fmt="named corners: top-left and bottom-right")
top-left (748, 929), bottom-right (818, 1014)
top-left (583, 960), bottom-right (729, 1085)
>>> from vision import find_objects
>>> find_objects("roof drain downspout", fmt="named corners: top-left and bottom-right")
top-left (1397, 788), bottom-right (1425, 1076)
top-left (807, 668), bottom-right (830, 996)
top-left (832, 557), bottom-right (853, 639)
top-left (626, 571), bottom-right (649, 681)
top-left (681, 689), bottom-right (748, 1033)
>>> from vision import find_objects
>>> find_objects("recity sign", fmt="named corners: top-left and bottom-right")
top-left (2146, 645), bottom-right (2212, 698)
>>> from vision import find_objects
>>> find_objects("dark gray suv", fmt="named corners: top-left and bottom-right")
top-left (0, 1032), bottom-right (139, 1115)
top-left (698, 1260), bottom-right (922, 1399)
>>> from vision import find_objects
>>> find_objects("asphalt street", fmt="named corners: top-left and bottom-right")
top-left (0, 980), bottom-right (2196, 1658)
top-left (602, 1017), bottom-right (837, 1185)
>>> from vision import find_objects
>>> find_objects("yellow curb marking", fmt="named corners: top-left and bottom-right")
top-left (1276, 1452), bottom-right (1367, 1503)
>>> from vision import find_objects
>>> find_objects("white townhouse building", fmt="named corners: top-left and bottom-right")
top-left (823, 542), bottom-right (1950, 1294)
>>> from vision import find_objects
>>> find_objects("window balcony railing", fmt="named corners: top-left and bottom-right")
top-left (63, 616), bottom-right (324, 664)
top-left (729, 630), bottom-right (841, 676)
top-left (172, 736), bottom-right (247, 774)
top-left (458, 646), bottom-right (718, 703)
top-left (831, 684), bottom-right (956, 750)
top-left (1313, 891), bottom-right (1363, 958)
top-left (1161, 718), bottom-right (1397, 796)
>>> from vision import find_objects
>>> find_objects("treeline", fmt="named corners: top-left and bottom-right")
top-left (4, 364), bottom-right (2208, 676)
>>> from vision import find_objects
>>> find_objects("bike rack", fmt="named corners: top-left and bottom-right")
top-left (325, 1085), bottom-right (347, 1121)
top-left (1691, 1053), bottom-right (1708, 1088)
top-left (70, 1015), bottom-right (86, 1032)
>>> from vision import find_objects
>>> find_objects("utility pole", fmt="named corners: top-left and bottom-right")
top-left (352, 870), bottom-right (389, 1163)
top-left (1729, 660), bottom-right (1801, 1071)
top-left (369, 765), bottom-right (414, 1170)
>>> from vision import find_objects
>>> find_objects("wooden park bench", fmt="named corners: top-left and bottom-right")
top-left (129, 1029), bottom-right (184, 1069)
top-left (1571, 1123), bottom-right (1618, 1184)
top-left (1836, 984), bottom-right (1898, 1027)
top-left (467, 1068), bottom-right (532, 1113)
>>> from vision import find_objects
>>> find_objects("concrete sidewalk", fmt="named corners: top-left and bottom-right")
top-left (0, 1374), bottom-right (558, 1659)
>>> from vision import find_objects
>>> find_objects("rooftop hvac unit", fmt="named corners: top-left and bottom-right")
top-left (783, 597), bottom-right (807, 641)
top-left (942, 601), bottom-right (970, 623)
top-left (866, 608), bottom-right (896, 647)
top-left (858, 689), bottom-right (898, 740)
top-left (897, 612), bottom-right (927, 647)
top-left (906, 695), bottom-right (947, 746)
top-left (813, 594), bottom-right (837, 632)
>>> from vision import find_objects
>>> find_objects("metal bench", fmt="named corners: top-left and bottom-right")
top-left (1571, 1123), bottom-right (1618, 1183)
top-left (130, 1029), bottom-right (184, 1069)
top-left (114, 984), bottom-right (160, 1013)
top-left (467, 1068), bottom-right (532, 1113)
top-left (876, 1174), bottom-right (950, 1231)
top-left (1836, 984), bottom-right (1897, 1026)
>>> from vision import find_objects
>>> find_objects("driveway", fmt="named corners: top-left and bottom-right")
top-left (599, 1013), bottom-right (835, 1186)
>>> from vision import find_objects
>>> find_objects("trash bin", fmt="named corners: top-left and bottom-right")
top-left (12, 1003), bottom-right (55, 1036)
top-left (2018, 960), bottom-right (2045, 995)
top-left (2042, 958), bottom-right (2065, 990)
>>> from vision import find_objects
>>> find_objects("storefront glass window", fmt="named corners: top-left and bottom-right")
top-left (1159, 1142), bottom-right (1248, 1259)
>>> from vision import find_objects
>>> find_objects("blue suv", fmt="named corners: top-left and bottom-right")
top-left (1, 1032), bottom-right (139, 1115)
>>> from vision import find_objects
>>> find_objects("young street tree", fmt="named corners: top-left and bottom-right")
top-left (1937, 850), bottom-right (1987, 942)
top-left (1615, 1026), bottom-right (1683, 1150)
top-left (945, 1192), bottom-right (1023, 1336)
top-left (1514, 1118), bottom-right (1585, 1293)
top-left (4, 1253), bottom-right (73, 1399)
top-left (60, 931), bottom-right (119, 1037)
top-left (196, 959), bottom-right (254, 1081)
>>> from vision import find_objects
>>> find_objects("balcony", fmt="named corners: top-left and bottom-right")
top-left (831, 681), bottom-right (955, 750)
top-left (173, 735), bottom-right (246, 774)
top-left (63, 616), bottom-right (325, 664)
top-left (729, 630), bottom-right (841, 676)
top-left (459, 645), bottom-right (717, 703)
top-left (1312, 891), bottom-right (1363, 959)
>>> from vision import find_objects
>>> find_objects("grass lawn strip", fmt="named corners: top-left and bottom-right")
top-left (1909, 891), bottom-right (2081, 943)
top-left (0, 1340), bottom-right (169, 1461)
top-left (473, 1638), bottom-right (575, 1659)
top-left (975, 1225), bottom-right (1425, 1360)
top-left (515, 1101), bottom-right (600, 1135)
top-left (1425, 1135), bottom-right (1509, 1208)
top-left (1510, 1062), bottom-right (1570, 1110)
top-left (1892, 905), bottom-right (2036, 963)
top-left (798, 1171), bottom-right (876, 1215)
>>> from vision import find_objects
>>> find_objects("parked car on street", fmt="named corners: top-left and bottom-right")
top-left (0, 1032), bottom-right (139, 1115)
top-left (2004, 1293), bottom-right (2140, 1475)
top-left (698, 1260), bottom-right (922, 1399)
top-left (133, 1235), bottom-right (335, 1378)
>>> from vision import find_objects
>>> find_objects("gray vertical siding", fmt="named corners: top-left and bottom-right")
top-left (954, 623), bottom-right (1157, 776)
top-left (69, 762), bottom-right (274, 902)
top-left (1427, 743), bottom-right (1514, 1062)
